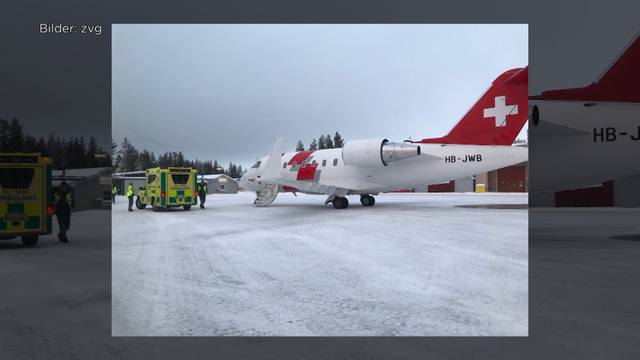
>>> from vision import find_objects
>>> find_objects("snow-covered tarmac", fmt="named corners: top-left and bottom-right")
top-left (112, 192), bottom-right (528, 336)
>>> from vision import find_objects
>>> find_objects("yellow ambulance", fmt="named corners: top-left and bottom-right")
top-left (0, 153), bottom-right (53, 246)
top-left (136, 167), bottom-right (197, 210)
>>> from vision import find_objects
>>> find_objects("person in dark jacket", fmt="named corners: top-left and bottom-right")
top-left (54, 181), bottom-right (73, 243)
top-left (197, 179), bottom-right (208, 208)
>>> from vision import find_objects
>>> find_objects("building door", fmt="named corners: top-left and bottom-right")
top-left (496, 165), bottom-right (526, 192)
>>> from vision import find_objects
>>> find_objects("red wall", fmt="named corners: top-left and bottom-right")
top-left (428, 181), bottom-right (455, 193)
top-left (496, 165), bottom-right (527, 192)
top-left (555, 181), bottom-right (614, 207)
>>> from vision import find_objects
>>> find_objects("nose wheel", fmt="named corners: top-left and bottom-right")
top-left (360, 195), bottom-right (375, 207)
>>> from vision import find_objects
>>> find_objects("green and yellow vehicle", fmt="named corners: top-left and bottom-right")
top-left (0, 153), bottom-right (53, 246)
top-left (136, 167), bottom-right (197, 211)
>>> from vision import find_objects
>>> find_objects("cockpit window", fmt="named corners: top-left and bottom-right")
top-left (251, 160), bottom-right (261, 169)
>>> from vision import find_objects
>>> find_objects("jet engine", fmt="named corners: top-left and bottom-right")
top-left (341, 138), bottom-right (421, 167)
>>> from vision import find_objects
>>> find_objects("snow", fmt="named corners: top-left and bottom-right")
top-left (112, 191), bottom-right (528, 336)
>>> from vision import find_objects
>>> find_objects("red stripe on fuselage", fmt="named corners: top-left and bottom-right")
top-left (296, 163), bottom-right (317, 181)
top-left (288, 150), bottom-right (315, 165)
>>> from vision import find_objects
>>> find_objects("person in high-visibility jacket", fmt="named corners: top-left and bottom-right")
top-left (54, 181), bottom-right (73, 243)
top-left (112, 185), bottom-right (117, 204)
top-left (197, 179), bottom-right (208, 209)
top-left (127, 182), bottom-right (135, 212)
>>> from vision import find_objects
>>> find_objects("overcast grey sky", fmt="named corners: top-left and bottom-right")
top-left (112, 24), bottom-right (528, 167)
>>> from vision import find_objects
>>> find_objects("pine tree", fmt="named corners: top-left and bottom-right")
top-left (36, 137), bottom-right (47, 154)
top-left (295, 140), bottom-right (305, 151)
top-left (137, 150), bottom-right (154, 170)
top-left (309, 138), bottom-right (318, 150)
top-left (226, 162), bottom-right (237, 177)
top-left (51, 136), bottom-right (64, 169)
top-left (23, 135), bottom-right (37, 152)
top-left (333, 132), bottom-right (344, 148)
top-left (149, 152), bottom-right (157, 167)
top-left (111, 139), bottom-right (119, 168)
top-left (77, 137), bottom-right (87, 167)
top-left (87, 137), bottom-right (98, 167)
top-left (318, 135), bottom-right (326, 149)
top-left (177, 152), bottom-right (185, 167)
top-left (0, 118), bottom-right (9, 151)
top-left (325, 134), bottom-right (334, 148)
top-left (120, 138), bottom-right (138, 172)
top-left (9, 118), bottom-right (24, 151)
top-left (203, 160), bottom-right (213, 174)
top-left (158, 153), bottom-right (168, 167)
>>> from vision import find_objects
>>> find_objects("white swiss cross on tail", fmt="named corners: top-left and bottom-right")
top-left (483, 96), bottom-right (518, 127)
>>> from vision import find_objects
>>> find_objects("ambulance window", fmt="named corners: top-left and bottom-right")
top-left (0, 168), bottom-right (35, 189)
top-left (282, 162), bottom-right (287, 169)
top-left (251, 161), bottom-right (261, 169)
top-left (333, 158), bottom-right (338, 166)
top-left (171, 174), bottom-right (190, 184)
top-left (147, 175), bottom-right (156, 184)
top-left (322, 159), bottom-right (327, 167)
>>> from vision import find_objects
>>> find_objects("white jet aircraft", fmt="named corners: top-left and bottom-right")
top-left (529, 33), bottom-right (640, 192)
top-left (240, 67), bottom-right (529, 208)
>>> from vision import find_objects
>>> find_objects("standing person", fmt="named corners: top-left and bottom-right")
top-left (54, 181), bottom-right (73, 243)
top-left (112, 185), bottom-right (117, 204)
top-left (127, 182), bottom-right (135, 212)
top-left (197, 179), bottom-right (208, 209)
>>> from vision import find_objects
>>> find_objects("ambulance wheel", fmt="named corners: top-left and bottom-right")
top-left (360, 195), bottom-right (375, 207)
top-left (136, 197), bottom-right (146, 209)
top-left (333, 197), bottom-right (349, 209)
top-left (183, 205), bottom-right (192, 211)
top-left (22, 235), bottom-right (39, 247)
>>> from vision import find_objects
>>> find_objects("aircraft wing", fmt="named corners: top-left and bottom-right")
top-left (262, 175), bottom-right (349, 196)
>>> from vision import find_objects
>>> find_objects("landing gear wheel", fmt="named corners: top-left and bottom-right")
top-left (183, 205), bottom-right (192, 211)
top-left (22, 235), bottom-right (39, 247)
top-left (360, 195), bottom-right (375, 207)
top-left (333, 197), bottom-right (349, 209)
top-left (135, 197), bottom-right (146, 209)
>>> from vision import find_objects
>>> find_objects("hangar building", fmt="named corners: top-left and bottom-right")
top-left (414, 162), bottom-right (529, 193)
top-left (201, 174), bottom-right (238, 194)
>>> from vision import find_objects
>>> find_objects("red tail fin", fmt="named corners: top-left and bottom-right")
top-left (419, 67), bottom-right (528, 145)
top-left (533, 34), bottom-right (640, 102)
